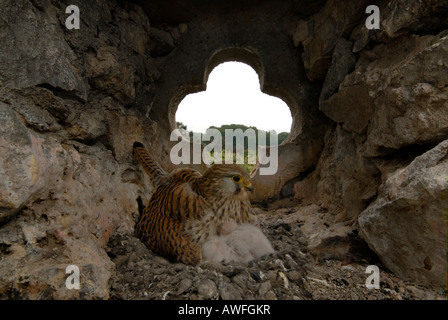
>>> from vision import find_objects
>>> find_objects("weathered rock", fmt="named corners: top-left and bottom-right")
top-left (364, 33), bottom-right (448, 156)
top-left (177, 278), bottom-right (193, 295)
top-left (297, 0), bottom-right (370, 81)
top-left (319, 38), bottom-right (356, 103)
top-left (105, 106), bottom-right (159, 163)
top-left (258, 281), bottom-right (272, 296)
top-left (350, 0), bottom-right (448, 53)
top-left (118, 7), bottom-right (151, 56)
top-left (149, 27), bottom-right (175, 58)
top-left (0, 140), bottom-right (152, 299)
top-left (218, 282), bottom-right (243, 300)
top-left (196, 279), bottom-right (219, 299)
top-left (359, 139), bottom-right (448, 288)
top-left (381, 0), bottom-right (448, 38)
top-left (321, 31), bottom-right (448, 153)
top-left (295, 125), bottom-right (380, 222)
top-left (319, 83), bottom-right (374, 135)
top-left (251, 139), bottom-right (323, 202)
top-left (0, 86), bottom-right (69, 133)
top-left (0, 0), bottom-right (88, 100)
top-left (0, 102), bottom-right (65, 224)
top-left (85, 46), bottom-right (136, 105)
top-left (0, 0), bottom-right (158, 298)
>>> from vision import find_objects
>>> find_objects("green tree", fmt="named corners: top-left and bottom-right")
top-left (278, 132), bottom-right (289, 144)
top-left (177, 123), bottom-right (289, 171)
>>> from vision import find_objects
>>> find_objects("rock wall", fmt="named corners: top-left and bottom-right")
top-left (0, 0), bottom-right (157, 299)
top-left (291, 0), bottom-right (448, 288)
top-left (0, 0), bottom-right (446, 298)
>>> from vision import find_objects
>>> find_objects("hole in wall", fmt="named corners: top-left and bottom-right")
top-left (175, 61), bottom-right (292, 172)
top-left (176, 61), bottom-right (292, 136)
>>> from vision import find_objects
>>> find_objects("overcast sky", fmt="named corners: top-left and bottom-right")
top-left (176, 62), bottom-right (292, 133)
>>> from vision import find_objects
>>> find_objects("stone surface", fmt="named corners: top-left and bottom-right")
top-left (0, 0), bottom-right (155, 299)
top-left (106, 205), bottom-right (444, 300)
top-left (105, 106), bottom-right (159, 163)
top-left (0, 139), bottom-right (153, 298)
top-left (359, 139), bottom-right (448, 289)
top-left (0, 102), bottom-right (64, 224)
top-left (251, 138), bottom-right (323, 202)
top-left (0, 0), bottom-right (88, 100)
top-left (319, 38), bottom-right (356, 103)
top-left (321, 32), bottom-right (448, 152)
top-left (349, 0), bottom-right (448, 53)
top-left (196, 279), bottom-right (219, 299)
top-left (149, 27), bottom-right (175, 58)
top-left (297, 0), bottom-right (370, 82)
top-left (312, 125), bottom-right (380, 222)
top-left (85, 46), bottom-right (136, 105)
top-left (364, 33), bottom-right (448, 156)
top-left (380, 0), bottom-right (448, 38)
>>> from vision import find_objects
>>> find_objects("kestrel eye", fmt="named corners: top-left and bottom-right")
top-left (232, 175), bottom-right (242, 183)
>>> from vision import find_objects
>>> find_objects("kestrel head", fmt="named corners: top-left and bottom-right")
top-left (200, 164), bottom-right (254, 200)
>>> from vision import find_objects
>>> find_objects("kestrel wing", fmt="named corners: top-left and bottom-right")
top-left (135, 179), bottom-right (210, 265)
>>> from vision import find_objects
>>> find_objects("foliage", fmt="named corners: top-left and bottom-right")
top-left (176, 123), bottom-right (289, 172)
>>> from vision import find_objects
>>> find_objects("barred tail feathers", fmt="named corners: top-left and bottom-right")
top-left (133, 142), bottom-right (169, 187)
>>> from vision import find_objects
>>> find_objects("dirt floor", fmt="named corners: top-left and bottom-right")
top-left (106, 200), bottom-right (446, 300)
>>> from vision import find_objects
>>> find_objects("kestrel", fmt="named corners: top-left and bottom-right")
top-left (133, 142), bottom-right (258, 265)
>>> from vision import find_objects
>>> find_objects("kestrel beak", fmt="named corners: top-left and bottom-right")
top-left (243, 181), bottom-right (254, 192)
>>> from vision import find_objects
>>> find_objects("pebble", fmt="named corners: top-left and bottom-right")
top-left (173, 263), bottom-right (186, 272)
top-left (284, 254), bottom-right (298, 268)
top-left (278, 272), bottom-right (289, 289)
top-left (177, 278), bottom-right (192, 295)
top-left (286, 270), bottom-right (302, 282)
top-left (197, 279), bottom-right (218, 299)
top-left (152, 256), bottom-right (170, 265)
top-left (106, 227), bottom-right (441, 300)
top-left (219, 282), bottom-right (242, 300)
top-left (232, 273), bottom-right (248, 288)
top-left (259, 281), bottom-right (271, 296)
top-left (264, 291), bottom-right (277, 300)
top-left (250, 270), bottom-right (263, 281)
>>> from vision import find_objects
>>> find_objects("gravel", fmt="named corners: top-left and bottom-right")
top-left (106, 203), bottom-right (446, 300)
